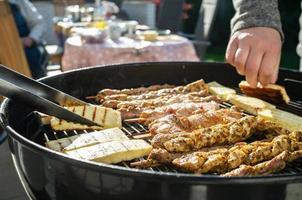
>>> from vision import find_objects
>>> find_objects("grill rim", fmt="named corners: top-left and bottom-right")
top-left (2, 61), bottom-right (302, 185)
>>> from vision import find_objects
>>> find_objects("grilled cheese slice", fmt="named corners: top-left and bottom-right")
top-left (258, 108), bottom-right (302, 132)
top-left (239, 81), bottom-right (290, 104)
top-left (46, 128), bottom-right (128, 152)
top-left (65, 139), bottom-right (152, 164)
top-left (50, 105), bottom-right (122, 131)
top-left (207, 81), bottom-right (236, 100)
top-left (228, 94), bottom-right (276, 115)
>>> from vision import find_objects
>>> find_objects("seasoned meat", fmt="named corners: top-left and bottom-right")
top-left (222, 150), bottom-right (302, 177)
top-left (152, 116), bottom-right (258, 152)
top-left (172, 132), bottom-right (302, 174)
top-left (149, 108), bottom-right (243, 135)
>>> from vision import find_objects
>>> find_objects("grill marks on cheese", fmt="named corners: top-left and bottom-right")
top-left (46, 128), bottom-right (128, 152)
top-left (66, 139), bottom-right (152, 164)
top-left (46, 128), bottom-right (152, 164)
top-left (51, 105), bottom-right (122, 131)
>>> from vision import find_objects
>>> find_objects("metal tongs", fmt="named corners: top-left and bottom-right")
top-left (0, 64), bottom-right (99, 126)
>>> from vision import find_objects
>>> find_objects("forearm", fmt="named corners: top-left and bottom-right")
top-left (231, 0), bottom-right (284, 39)
top-left (21, 0), bottom-right (46, 43)
top-left (29, 22), bottom-right (46, 43)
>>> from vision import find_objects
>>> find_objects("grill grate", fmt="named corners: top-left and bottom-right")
top-left (25, 89), bottom-right (302, 177)
top-left (40, 120), bottom-right (180, 173)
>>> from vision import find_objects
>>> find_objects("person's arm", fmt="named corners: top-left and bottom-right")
top-left (17, 0), bottom-right (46, 44)
top-left (225, 0), bottom-right (283, 87)
top-left (231, 0), bottom-right (283, 38)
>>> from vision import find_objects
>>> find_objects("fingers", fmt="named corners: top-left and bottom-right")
top-left (233, 41), bottom-right (250, 75)
top-left (225, 27), bottom-right (282, 88)
top-left (258, 51), bottom-right (280, 86)
top-left (245, 48), bottom-right (264, 88)
top-left (271, 62), bottom-right (279, 83)
top-left (225, 37), bottom-right (238, 66)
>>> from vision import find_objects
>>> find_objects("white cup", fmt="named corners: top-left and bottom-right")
top-left (109, 24), bottom-right (122, 41)
top-left (127, 21), bottom-right (139, 36)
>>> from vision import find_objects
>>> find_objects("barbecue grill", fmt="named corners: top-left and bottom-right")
top-left (1, 62), bottom-right (302, 200)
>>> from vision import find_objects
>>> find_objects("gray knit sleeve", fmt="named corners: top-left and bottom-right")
top-left (231, 0), bottom-right (284, 40)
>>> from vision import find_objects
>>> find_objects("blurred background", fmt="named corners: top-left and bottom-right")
top-left (1, 0), bottom-right (300, 79)
top-left (0, 1), bottom-right (302, 199)
top-left (200, 0), bottom-right (301, 70)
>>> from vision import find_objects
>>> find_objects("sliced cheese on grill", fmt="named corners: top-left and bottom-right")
top-left (50, 105), bottom-right (122, 131)
top-left (207, 81), bottom-right (236, 100)
top-left (46, 128), bottom-right (128, 152)
top-left (65, 139), bottom-right (152, 164)
top-left (228, 94), bottom-right (276, 115)
top-left (258, 108), bottom-right (302, 132)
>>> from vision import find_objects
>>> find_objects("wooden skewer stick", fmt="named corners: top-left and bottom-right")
top-left (130, 159), bottom-right (161, 168)
top-left (124, 118), bottom-right (147, 123)
top-left (132, 133), bottom-right (152, 139)
top-left (86, 96), bottom-right (97, 100)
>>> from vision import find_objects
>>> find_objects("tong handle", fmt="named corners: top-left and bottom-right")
top-left (0, 64), bottom-right (87, 106)
top-left (0, 79), bottom-right (99, 127)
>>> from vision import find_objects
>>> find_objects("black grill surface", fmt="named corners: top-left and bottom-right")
top-left (25, 89), bottom-right (302, 177)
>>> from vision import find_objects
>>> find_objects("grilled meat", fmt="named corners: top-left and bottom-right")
top-left (97, 79), bottom-right (208, 104)
top-left (222, 150), bottom-right (302, 177)
top-left (256, 118), bottom-right (291, 137)
top-left (172, 132), bottom-right (302, 173)
top-left (97, 84), bottom-right (174, 100)
top-left (130, 159), bottom-right (162, 168)
top-left (151, 116), bottom-right (258, 152)
top-left (118, 95), bottom-right (219, 120)
top-left (102, 91), bottom-right (211, 109)
top-left (139, 101), bottom-right (219, 122)
top-left (130, 146), bottom-right (229, 169)
top-left (149, 108), bottom-right (243, 135)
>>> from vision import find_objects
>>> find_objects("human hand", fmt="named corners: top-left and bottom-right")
top-left (225, 27), bottom-right (282, 87)
top-left (22, 37), bottom-right (35, 47)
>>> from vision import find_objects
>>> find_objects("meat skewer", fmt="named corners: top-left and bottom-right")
top-left (151, 116), bottom-right (258, 152)
top-left (139, 101), bottom-right (219, 121)
top-left (148, 107), bottom-right (243, 135)
top-left (97, 84), bottom-right (174, 98)
top-left (96, 79), bottom-right (208, 103)
top-left (130, 145), bottom-right (229, 168)
top-left (222, 150), bottom-right (302, 177)
top-left (132, 132), bottom-right (302, 172)
top-left (151, 116), bottom-right (291, 153)
top-left (172, 132), bottom-right (302, 174)
top-left (120, 100), bottom-right (220, 120)
top-left (102, 91), bottom-right (211, 109)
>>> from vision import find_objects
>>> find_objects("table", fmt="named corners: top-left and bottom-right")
top-left (61, 35), bottom-right (199, 71)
